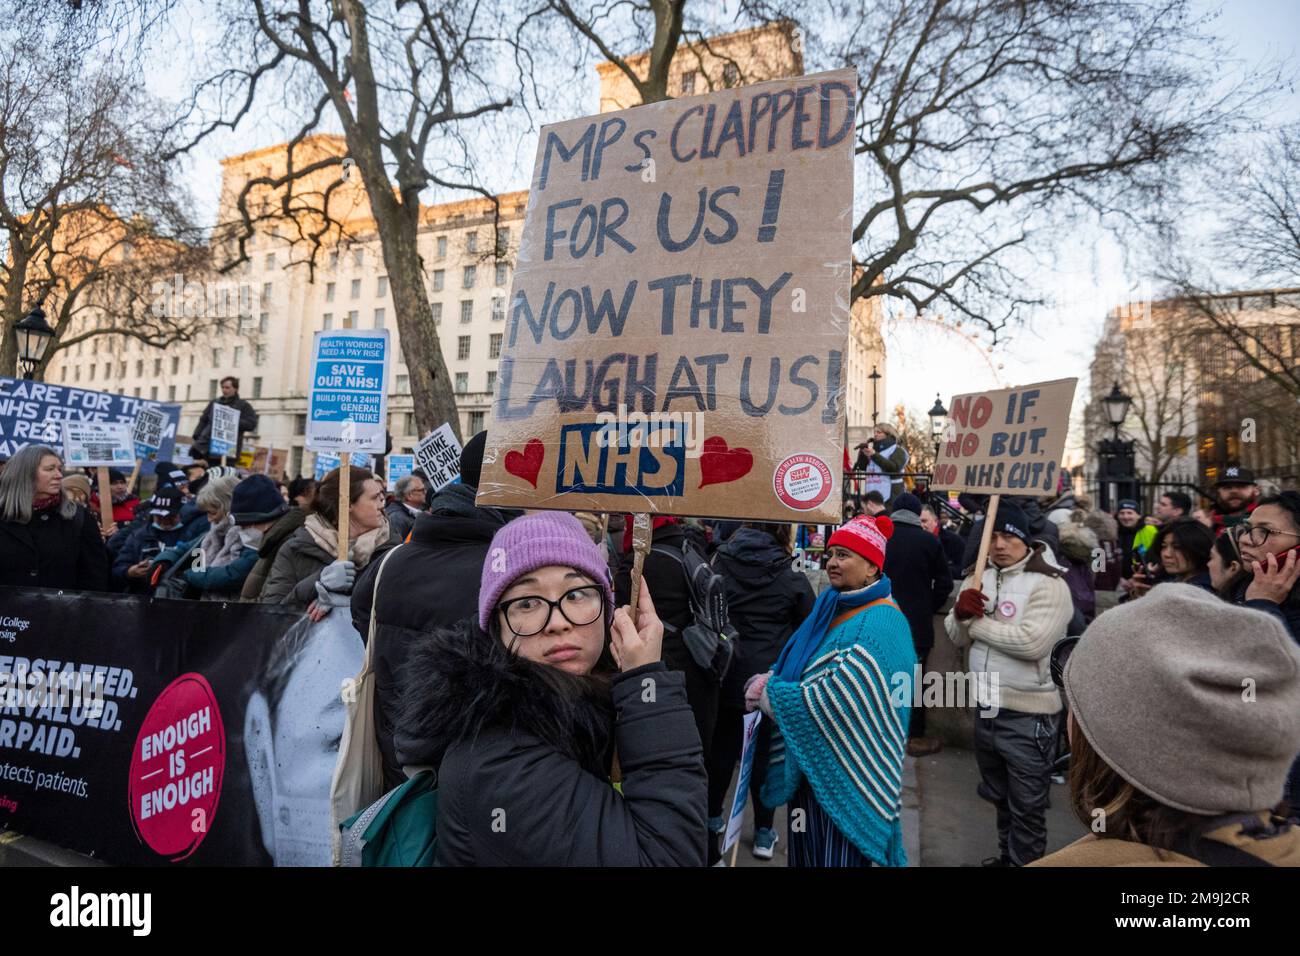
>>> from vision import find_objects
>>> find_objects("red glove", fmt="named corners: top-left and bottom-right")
top-left (954, 588), bottom-right (988, 621)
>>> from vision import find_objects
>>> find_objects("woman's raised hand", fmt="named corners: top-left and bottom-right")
top-left (610, 576), bottom-right (664, 672)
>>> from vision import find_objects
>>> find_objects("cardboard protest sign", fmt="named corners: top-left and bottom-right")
top-left (132, 406), bottom-right (168, 461)
top-left (251, 446), bottom-right (287, 481)
top-left (0, 378), bottom-right (181, 471)
top-left (306, 330), bottom-right (390, 454)
top-left (61, 421), bottom-right (136, 468)
top-left (386, 454), bottom-right (415, 493)
top-left (209, 403), bottom-right (240, 458)
top-left (475, 69), bottom-right (857, 522)
top-left (932, 378), bottom-right (1078, 494)
top-left (414, 423), bottom-right (463, 492)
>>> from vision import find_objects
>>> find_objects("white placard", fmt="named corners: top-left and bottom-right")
top-left (209, 403), bottom-right (241, 457)
top-left (413, 423), bottom-right (462, 492)
top-left (306, 329), bottom-right (390, 453)
top-left (61, 421), bottom-right (136, 468)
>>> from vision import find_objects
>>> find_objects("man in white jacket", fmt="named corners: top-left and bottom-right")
top-left (945, 502), bottom-right (1073, 866)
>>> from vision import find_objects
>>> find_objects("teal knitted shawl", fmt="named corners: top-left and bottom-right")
top-left (760, 576), bottom-right (916, 866)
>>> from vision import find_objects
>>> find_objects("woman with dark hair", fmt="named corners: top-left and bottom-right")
top-left (1032, 586), bottom-right (1300, 866)
top-left (395, 512), bottom-right (706, 866)
top-left (261, 465), bottom-right (390, 613)
top-left (1125, 517), bottom-right (1214, 600)
top-left (708, 521), bottom-right (815, 861)
top-left (0, 444), bottom-right (108, 591)
top-left (1208, 533), bottom-right (1248, 600)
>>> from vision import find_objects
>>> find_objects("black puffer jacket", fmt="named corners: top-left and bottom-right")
top-left (883, 514), bottom-right (954, 653)
top-left (351, 483), bottom-right (517, 790)
top-left (0, 504), bottom-right (108, 591)
top-left (396, 620), bottom-right (706, 866)
top-left (712, 528), bottom-right (815, 707)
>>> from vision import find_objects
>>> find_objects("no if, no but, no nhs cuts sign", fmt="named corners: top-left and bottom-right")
top-left (306, 330), bottom-right (390, 454)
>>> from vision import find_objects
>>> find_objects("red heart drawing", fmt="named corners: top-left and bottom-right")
top-left (504, 438), bottom-right (545, 488)
top-left (699, 436), bottom-right (753, 488)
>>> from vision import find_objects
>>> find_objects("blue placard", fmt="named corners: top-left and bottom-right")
top-left (314, 451), bottom-right (373, 481)
top-left (387, 454), bottom-right (415, 492)
top-left (306, 331), bottom-right (390, 453)
top-left (0, 378), bottom-right (181, 473)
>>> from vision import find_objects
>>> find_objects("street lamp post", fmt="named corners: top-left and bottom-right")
top-left (14, 299), bottom-right (55, 380)
top-left (1097, 381), bottom-right (1136, 512)
top-left (868, 366), bottom-right (881, 425)
top-left (927, 393), bottom-right (948, 464)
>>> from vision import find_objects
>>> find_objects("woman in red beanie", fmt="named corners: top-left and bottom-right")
top-left (745, 514), bottom-right (918, 866)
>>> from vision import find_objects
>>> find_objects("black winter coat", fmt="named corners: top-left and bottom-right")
top-left (383, 500), bottom-right (418, 544)
top-left (0, 505), bottom-right (108, 591)
top-left (351, 483), bottom-right (517, 790)
top-left (711, 528), bottom-right (815, 707)
top-left (883, 518), bottom-right (954, 653)
top-left (396, 619), bottom-right (706, 866)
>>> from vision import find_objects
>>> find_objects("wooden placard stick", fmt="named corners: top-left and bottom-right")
top-left (95, 466), bottom-right (113, 534)
top-left (971, 493), bottom-right (1001, 586)
top-left (336, 451), bottom-right (352, 562)
top-left (126, 459), bottom-right (142, 497)
top-left (628, 512), bottom-right (652, 619)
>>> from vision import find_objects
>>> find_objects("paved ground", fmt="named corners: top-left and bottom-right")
top-left (720, 745), bottom-right (1083, 867)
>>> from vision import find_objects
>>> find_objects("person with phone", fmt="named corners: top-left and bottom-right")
top-left (1229, 491), bottom-right (1300, 639)
top-left (111, 485), bottom-right (191, 594)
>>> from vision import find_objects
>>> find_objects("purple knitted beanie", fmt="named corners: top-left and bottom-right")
top-left (478, 511), bottom-right (615, 631)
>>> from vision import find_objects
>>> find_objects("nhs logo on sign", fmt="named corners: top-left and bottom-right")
top-left (557, 421), bottom-right (685, 496)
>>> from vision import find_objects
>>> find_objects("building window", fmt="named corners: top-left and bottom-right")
top-left (189, 355), bottom-right (195, 373)
top-left (171, 356), bottom-right (179, 374)
top-left (291, 446), bottom-right (304, 476)
top-left (436, 235), bottom-right (447, 258)
top-left (323, 313), bottom-right (333, 330)
top-left (117, 361), bottom-right (126, 378)
top-left (432, 269), bottom-right (444, 292)
top-left (150, 386), bottom-right (158, 400)
top-left (460, 300), bottom-right (473, 324)
top-left (432, 302), bottom-right (442, 325)
top-left (489, 333), bottom-right (502, 359)
top-left (486, 371), bottom-right (497, 393)
top-left (209, 379), bottom-right (218, 398)
top-left (377, 276), bottom-right (388, 297)
top-left (469, 410), bottom-right (485, 434)
top-left (396, 374), bottom-right (409, 394)
top-left (353, 248), bottom-right (364, 268)
top-left (462, 266), bottom-right (476, 289)
top-left (373, 307), bottom-right (385, 328)
top-left (265, 252), bottom-right (275, 270)
top-left (351, 278), bottom-right (361, 299)
top-left (168, 386), bottom-right (176, 402)
top-left (261, 282), bottom-right (272, 303)
top-left (491, 297), bottom-right (505, 322)
top-left (186, 384), bottom-right (192, 400)
top-left (76, 365), bottom-right (83, 382)
top-left (233, 346), bottom-right (243, 367)
top-left (723, 63), bottom-right (740, 88)
top-left (259, 312), bottom-right (268, 333)
top-left (255, 344), bottom-right (266, 366)
top-left (329, 249), bottom-right (339, 269)
top-left (403, 412), bottom-right (416, 435)
top-left (494, 263), bottom-right (508, 287)
top-left (154, 358), bottom-right (163, 376)
top-left (294, 414), bottom-right (306, 435)
top-left (135, 359), bottom-right (144, 376)
top-left (346, 310), bottom-right (358, 329)
top-left (458, 336), bottom-right (471, 360)
top-left (326, 282), bottom-right (335, 302)
top-left (455, 372), bottom-right (468, 393)
top-left (252, 377), bottom-right (263, 399)
top-left (211, 348), bottom-right (221, 366)
top-left (103, 363), bottom-right (111, 378)
top-left (134, 387), bottom-right (141, 397)
top-left (681, 70), bottom-right (696, 95)
top-left (466, 232), bottom-right (478, 253)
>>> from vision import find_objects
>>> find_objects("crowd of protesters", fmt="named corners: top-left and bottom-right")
top-left (0, 431), bottom-right (1297, 869)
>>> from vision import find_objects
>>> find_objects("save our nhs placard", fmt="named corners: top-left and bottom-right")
top-left (306, 330), bottom-right (390, 454)
top-left (0, 378), bottom-right (181, 472)
top-left (475, 69), bottom-right (856, 523)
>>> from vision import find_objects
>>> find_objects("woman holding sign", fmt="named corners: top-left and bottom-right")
top-left (394, 512), bottom-right (706, 866)
top-left (745, 514), bottom-right (915, 867)
top-left (0, 445), bottom-right (108, 591)
top-left (261, 465), bottom-right (391, 613)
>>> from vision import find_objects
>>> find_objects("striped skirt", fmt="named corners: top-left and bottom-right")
top-left (788, 781), bottom-right (873, 868)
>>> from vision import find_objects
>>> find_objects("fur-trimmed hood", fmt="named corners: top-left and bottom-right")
top-left (1057, 519), bottom-right (1100, 564)
top-left (394, 617), bottom-right (616, 777)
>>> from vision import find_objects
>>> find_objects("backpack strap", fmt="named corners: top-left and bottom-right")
top-left (830, 596), bottom-right (899, 630)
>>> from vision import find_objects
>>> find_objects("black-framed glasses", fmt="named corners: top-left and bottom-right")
top-left (1050, 637), bottom-right (1078, 690)
top-left (1231, 523), bottom-right (1300, 549)
top-left (496, 585), bottom-right (605, 637)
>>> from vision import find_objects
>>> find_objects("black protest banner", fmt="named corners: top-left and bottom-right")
top-left (0, 589), bottom-right (362, 865)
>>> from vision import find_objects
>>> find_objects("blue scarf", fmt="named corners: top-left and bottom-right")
top-left (772, 576), bottom-right (893, 682)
